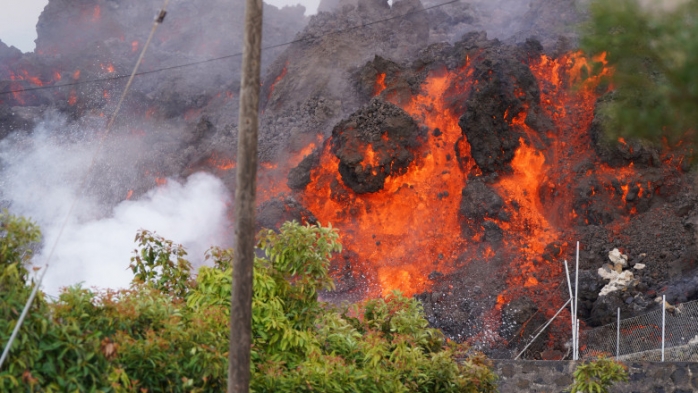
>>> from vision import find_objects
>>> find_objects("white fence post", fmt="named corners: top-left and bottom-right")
top-left (576, 319), bottom-right (580, 360)
top-left (616, 307), bottom-right (620, 360)
top-left (564, 260), bottom-right (575, 360)
top-left (574, 241), bottom-right (580, 360)
top-left (662, 295), bottom-right (666, 362)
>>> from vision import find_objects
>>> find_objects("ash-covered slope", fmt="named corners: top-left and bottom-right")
top-left (1, 0), bottom-right (307, 131)
top-left (0, 0), bottom-right (308, 203)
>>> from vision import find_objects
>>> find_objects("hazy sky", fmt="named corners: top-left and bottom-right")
top-left (0, 0), bottom-right (49, 52)
top-left (0, 0), bottom-right (318, 53)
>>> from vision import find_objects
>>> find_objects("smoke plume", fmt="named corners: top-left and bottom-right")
top-left (0, 116), bottom-right (231, 296)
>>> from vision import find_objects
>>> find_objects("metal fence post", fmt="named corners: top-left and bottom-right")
top-left (574, 241), bottom-right (580, 360)
top-left (564, 260), bottom-right (575, 360)
top-left (661, 295), bottom-right (666, 362)
top-left (616, 307), bottom-right (620, 360)
top-left (576, 319), bottom-right (580, 360)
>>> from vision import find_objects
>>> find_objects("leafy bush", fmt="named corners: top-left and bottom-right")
top-left (583, 0), bottom-right (698, 146)
top-left (569, 357), bottom-right (628, 393)
top-left (0, 218), bottom-right (497, 392)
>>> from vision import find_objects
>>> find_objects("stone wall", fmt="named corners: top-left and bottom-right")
top-left (493, 360), bottom-right (698, 393)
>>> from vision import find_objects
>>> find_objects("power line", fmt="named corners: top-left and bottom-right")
top-left (0, 0), bottom-right (458, 97)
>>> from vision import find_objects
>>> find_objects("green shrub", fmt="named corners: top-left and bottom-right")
top-left (0, 219), bottom-right (497, 392)
top-left (569, 357), bottom-right (628, 393)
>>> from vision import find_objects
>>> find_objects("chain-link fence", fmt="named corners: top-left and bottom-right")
top-left (581, 299), bottom-right (698, 361)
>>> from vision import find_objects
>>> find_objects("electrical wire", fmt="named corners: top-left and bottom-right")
top-left (0, 0), bottom-right (171, 371)
top-left (0, 0), bottom-right (459, 97)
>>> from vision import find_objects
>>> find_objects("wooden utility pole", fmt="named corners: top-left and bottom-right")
top-left (228, 0), bottom-right (263, 390)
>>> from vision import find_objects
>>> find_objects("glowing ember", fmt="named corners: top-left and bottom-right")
top-left (374, 73), bottom-right (387, 96)
top-left (68, 90), bottom-right (77, 106)
top-left (207, 154), bottom-right (236, 171)
top-left (267, 62), bottom-right (288, 100)
top-left (132, 41), bottom-right (139, 53)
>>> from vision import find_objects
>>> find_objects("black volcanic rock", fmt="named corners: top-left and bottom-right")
top-left (500, 296), bottom-right (539, 341)
top-left (287, 148), bottom-right (321, 190)
top-left (459, 179), bottom-right (507, 238)
top-left (257, 196), bottom-right (318, 231)
top-left (330, 98), bottom-right (421, 193)
top-left (460, 180), bottom-right (505, 222)
top-left (458, 45), bottom-right (553, 174)
top-left (258, 0), bottom-right (430, 162)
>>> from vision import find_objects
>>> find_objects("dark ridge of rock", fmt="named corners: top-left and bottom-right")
top-left (575, 270), bottom-right (606, 322)
top-left (458, 45), bottom-right (553, 174)
top-left (287, 148), bottom-right (320, 190)
top-left (499, 296), bottom-right (539, 341)
top-left (483, 221), bottom-right (504, 244)
top-left (589, 291), bottom-right (629, 327)
top-left (256, 196), bottom-right (318, 231)
top-left (459, 179), bottom-right (510, 241)
top-left (258, 0), bottom-right (430, 162)
top-left (460, 180), bottom-right (505, 223)
top-left (354, 56), bottom-right (407, 102)
top-left (1, 0), bottom-right (308, 130)
top-left (0, 39), bottom-right (23, 68)
top-left (330, 98), bottom-right (422, 193)
top-left (416, 249), bottom-right (507, 345)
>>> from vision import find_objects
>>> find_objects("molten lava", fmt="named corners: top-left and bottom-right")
top-left (207, 154), bottom-right (236, 171)
top-left (267, 62), bottom-right (288, 100)
top-left (299, 63), bottom-right (477, 297)
top-left (374, 73), bottom-right (387, 96)
top-left (288, 51), bottom-right (630, 322)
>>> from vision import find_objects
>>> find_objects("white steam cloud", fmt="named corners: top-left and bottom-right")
top-left (0, 116), bottom-right (231, 296)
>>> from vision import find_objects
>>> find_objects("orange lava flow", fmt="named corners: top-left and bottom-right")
top-left (299, 64), bottom-right (475, 297)
top-left (249, 51), bottom-right (642, 346)
top-left (267, 62), bottom-right (288, 100)
top-left (374, 73), bottom-right (387, 96)
top-left (10, 70), bottom-right (44, 86)
top-left (208, 155), bottom-right (236, 171)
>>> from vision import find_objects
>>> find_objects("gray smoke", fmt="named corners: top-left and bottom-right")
top-left (0, 115), bottom-right (231, 296)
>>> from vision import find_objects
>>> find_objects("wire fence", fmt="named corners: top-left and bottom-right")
top-left (581, 299), bottom-right (698, 361)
